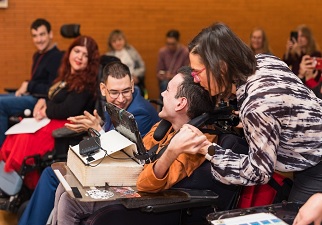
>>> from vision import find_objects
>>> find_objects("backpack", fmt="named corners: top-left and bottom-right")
top-left (237, 172), bottom-right (293, 208)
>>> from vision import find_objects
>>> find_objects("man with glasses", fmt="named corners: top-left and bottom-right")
top-left (156, 29), bottom-right (189, 98)
top-left (18, 61), bottom-right (159, 225)
top-left (65, 61), bottom-right (160, 136)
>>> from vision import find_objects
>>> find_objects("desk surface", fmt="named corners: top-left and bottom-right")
top-left (52, 162), bottom-right (191, 209)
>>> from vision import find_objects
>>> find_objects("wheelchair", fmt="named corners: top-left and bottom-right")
top-left (56, 103), bottom-right (245, 225)
top-left (78, 132), bottom-right (248, 225)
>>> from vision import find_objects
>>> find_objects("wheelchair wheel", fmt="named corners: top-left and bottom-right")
top-left (16, 200), bottom-right (29, 220)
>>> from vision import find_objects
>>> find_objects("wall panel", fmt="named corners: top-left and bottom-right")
top-left (1, 0), bottom-right (322, 99)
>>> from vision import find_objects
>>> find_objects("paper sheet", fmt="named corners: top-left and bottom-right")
top-left (5, 118), bottom-right (51, 135)
top-left (69, 130), bottom-right (138, 164)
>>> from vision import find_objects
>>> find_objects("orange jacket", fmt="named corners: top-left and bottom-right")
top-left (137, 122), bottom-right (216, 193)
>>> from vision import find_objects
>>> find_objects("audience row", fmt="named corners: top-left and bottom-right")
top-left (0, 18), bottom-right (321, 225)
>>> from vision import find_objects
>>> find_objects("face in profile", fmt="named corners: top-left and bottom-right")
top-left (159, 73), bottom-right (184, 120)
top-left (100, 75), bottom-right (134, 110)
top-left (189, 52), bottom-right (219, 97)
top-left (250, 30), bottom-right (264, 51)
top-left (69, 46), bottom-right (88, 74)
top-left (111, 35), bottom-right (126, 51)
top-left (31, 25), bottom-right (53, 53)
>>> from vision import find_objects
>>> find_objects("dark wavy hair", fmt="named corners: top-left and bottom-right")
top-left (54, 35), bottom-right (100, 95)
top-left (176, 66), bottom-right (214, 119)
top-left (188, 22), bottom-right (256, 98)
top-left (31, 18), bottom-right (51, 33)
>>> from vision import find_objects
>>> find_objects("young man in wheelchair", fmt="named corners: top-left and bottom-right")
top-left (50, 66), bottom-right (219, 224)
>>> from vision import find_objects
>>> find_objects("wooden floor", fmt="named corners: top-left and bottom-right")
top-left (0, 210), bottom-right (18, 225)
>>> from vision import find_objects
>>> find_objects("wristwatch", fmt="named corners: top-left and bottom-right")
top-left (205, 143), bottom-right (216, 161)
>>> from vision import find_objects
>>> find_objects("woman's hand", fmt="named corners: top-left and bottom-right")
top-left (299, 55), bottom-right (317, 79)
top-left (33, 98), bottom-right (47, 121)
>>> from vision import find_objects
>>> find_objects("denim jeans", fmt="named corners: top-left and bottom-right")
top-left (18, 167), bottom-right (59, 225)
top-left (0, 93), bottom-right (37, 146)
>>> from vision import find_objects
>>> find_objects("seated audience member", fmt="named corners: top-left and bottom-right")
top-left (18, 61), bottom-right (159, 225)
top-left (0, 35), bottom-right (100, 192)
top-left (105, 29), bottom-right (146, 96)
top-left (283, 24), bottom-right (321, 77)
top-left (170, 22), bottom-right (322, 204)
top-left (51, 66), bottom-right (216, 224)
top-left (298, 55), bottom-right (322, 98)
top-left (0, 18), bottom-right (63, 147)
top-left (249, 27), bottom-right (272, 55)
top-left (293, 193), bottom-right (322, 225)
top-left (157, 29), bottom-right (189, 98)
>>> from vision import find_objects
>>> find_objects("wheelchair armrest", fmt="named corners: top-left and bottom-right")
top-left (4, 88), bottom-right (18, 93)
top-left (52, 127), bottom-right (86, 138)
top-left (140, 189), bottom-right (218, 213)
top-left (31, 93), bottom-right (48, 99)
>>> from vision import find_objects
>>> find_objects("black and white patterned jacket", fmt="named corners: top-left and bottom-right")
top-left (210, 54), bottom-right (322, 186)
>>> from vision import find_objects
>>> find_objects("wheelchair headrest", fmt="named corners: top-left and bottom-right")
top-left (60, 24), bottom-right (81, 38)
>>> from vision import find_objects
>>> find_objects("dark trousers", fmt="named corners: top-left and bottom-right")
top-left (288, 160), bottom-right (322, 203)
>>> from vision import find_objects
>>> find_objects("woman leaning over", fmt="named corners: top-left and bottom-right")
top-left (167, 22), bottom-right (322, 204)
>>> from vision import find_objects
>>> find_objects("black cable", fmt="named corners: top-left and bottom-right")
top-left (84, 128), bottom-right (137, 167)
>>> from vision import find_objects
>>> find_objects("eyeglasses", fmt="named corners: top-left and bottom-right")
top-left (107, 88), bottom-right (132, 99)
top-left (191, 67), bottom-right (206, 82)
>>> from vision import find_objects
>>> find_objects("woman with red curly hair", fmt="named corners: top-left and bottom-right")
top-left (0, 35), bottom-right (100, 190)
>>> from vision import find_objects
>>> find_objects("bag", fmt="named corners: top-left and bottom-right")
top-left (237, 172), bottom-right (293, 208)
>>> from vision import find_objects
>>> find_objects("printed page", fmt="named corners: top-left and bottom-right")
top-left (5, 118), bottom-right (51, 135)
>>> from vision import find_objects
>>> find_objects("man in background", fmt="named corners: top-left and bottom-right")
top-left (156, 29), bottom-right (189, 99)
top-left (0, 18), bottom-right (63, 146)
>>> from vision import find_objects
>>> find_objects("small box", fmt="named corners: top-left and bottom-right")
top-left (67, 130), bottom-right (143, 187)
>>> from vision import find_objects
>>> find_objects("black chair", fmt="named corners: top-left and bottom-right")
top-left (60, 24), bottom-right (81, 38)
top-left (80, 129), bottom-right (248, 225)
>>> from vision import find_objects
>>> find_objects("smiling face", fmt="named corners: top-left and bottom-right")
top-left (189, 52), bottom-right (219, 96)
top-left (100, 75), bottom-right (134, 110)
top-left (69, 46), bottom-right (88, 74)
top-left (250, 30), bottom-right (264, 51)
top-left (159, 73), bottom-right (184, 120)
top-left (111, 35), bottom-right (126, 51)
top-left (31, 25), bottom-right (53, 53)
